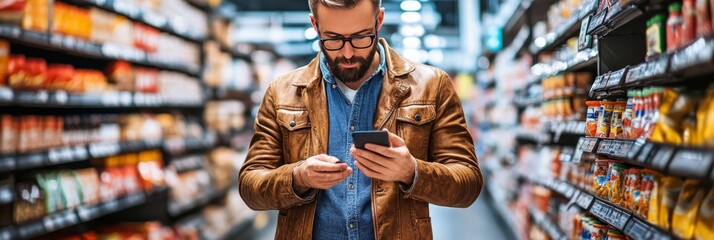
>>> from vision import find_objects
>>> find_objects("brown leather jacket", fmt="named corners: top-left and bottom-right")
top-left (239, 39), bottom-right (483, 240)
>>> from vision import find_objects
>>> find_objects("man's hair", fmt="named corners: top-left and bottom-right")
top-left (309, 0), bottom-right (381, 18)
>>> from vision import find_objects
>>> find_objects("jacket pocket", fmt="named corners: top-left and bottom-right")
top-left (276, 109), bottom-right (311, 163)
top-left (415, 217), bottom-right (433, 240)
top-left (396, 105), bottom-right (436, 161)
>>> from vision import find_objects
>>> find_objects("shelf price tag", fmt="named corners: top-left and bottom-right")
top-left (16, 153), bottom-right (46, 170)
top-left (590, 200), bottom-right (630, 229)
top-left (588, 9), bottom-right (608, 34)
top-left (0, 155), bottom-right (14, 173)
top-left (580, 137), bottom-right (599, 153)
top-left (580, 0), bottom-right (598, 18)
top-left (604, 1), bottom-right (623, 25)
top-left (651, 145), bottom-right (674, 170)
top-left (0, 87), bottom-right (12, 102)
top-left (636, 142), bottom-right (655, 164)
top-left (17, 219), bottom-right (46, 239)
top-left (597, 140), bottom-right (612, 154)
top-left (627, 139), bottom-right (646, 159)
top-left (625, 62), bottom-right (646, 84)
top-left (606, 68), bottom-right (627, 89)
top-left (625, 217), bottom-right (653, 239)
top-left (590, 75), bottom-right (606, 98)
top-left (88, 142), bottom-right (121, 158)
top-left (669, 149), bottom-right (714, 178)
top-left (577, 192), bottom-right (595, 209)
top-left (671, 38), bottom-right (708, 72)
top-left (578, 15), bottom-right (594, 51)
top-left (0, 24), bottom-right (21, 38)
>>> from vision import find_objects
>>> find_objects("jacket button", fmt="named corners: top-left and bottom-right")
top-left (350, 125), bottom-right (355, 131)
top-left (332, 84), bottom-right (336, 89)
top-left (348, 223), bottom-right (355, 229)
top-left (289, 121), bottom-right (296, 127)
top-left (348, 183), bottom-right (354, 190)
top-left (414, 114), bottom-right (421, 122)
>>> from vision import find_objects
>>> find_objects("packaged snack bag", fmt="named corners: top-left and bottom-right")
top-left (673, 180), bottom-right (707, 239)
top-left (586, 101), bottom-right (600, 137)
top-left (694, 188), bottom-right (714, 240)
top-left (659, 176), bottom-right (684, 230)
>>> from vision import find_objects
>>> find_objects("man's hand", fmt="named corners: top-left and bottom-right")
top-left (293, 154), bottom-right (353, 194)
top-left (351, 130), bottom-right (417, 185)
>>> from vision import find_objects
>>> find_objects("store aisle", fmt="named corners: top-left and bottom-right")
top-left (431, 191), bottom-right (514, 240)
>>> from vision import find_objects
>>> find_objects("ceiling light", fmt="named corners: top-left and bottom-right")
top-left (400, 12), bottom-right (422, 23)
top-left (400, 0), bottom-right (422, 11)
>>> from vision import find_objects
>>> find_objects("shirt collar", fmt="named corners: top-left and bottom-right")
top-left (320, 42), bottom-right (386, 84)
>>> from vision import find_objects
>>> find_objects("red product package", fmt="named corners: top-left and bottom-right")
top-left (7, 55), bottom-right (25, 89)
top-left (134, 68), bottom-right (158, 93)
top-left (24, 58), bottom-right (46, 90)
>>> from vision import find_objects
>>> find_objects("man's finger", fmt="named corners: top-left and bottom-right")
top-left (310, 161), bottom-right (349, 172)
top-left (314, 154), bottom-right (342, 163)
top-left (351, 147), bottom-right (390, 168)
top-left (354, 155), bottom-right (387, 175)
top-left (385, 130), bottom-right (406, 147)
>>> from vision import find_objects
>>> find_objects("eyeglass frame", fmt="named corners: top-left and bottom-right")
top-left (316, 20), bottom-right (379, 51)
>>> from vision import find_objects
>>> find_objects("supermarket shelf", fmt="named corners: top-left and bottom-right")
top-left (528, 207), bottom-right (566, 240)
top-left (0, 24), bottom-right (201, 77)
top-left (168, 186), bottom-right (226, 217)
top-left (515, 129), bottom-right (550, 145)
top-left (0, 88), bottom-right (204, 109)
top-left (531, 49), bottom-right (598, 81)
top-left (587, 0), bottom-right (646, 37)
top-left (0, 136), bottom-right (214, 173)
top-left (170, 155), bottom-right (205, 173)
top-left (210, 87), bottom-right (256, 102)
top-left (163, 136), bottom-right (217, 157)
top-left (73, 0), bottom-right (207, 43)
top-left (590, 37), bottom-right (714, 98)
top-left (0, 189), bottom-right (164, 240)
top-left (220, 43), bottom-right (252, 60)
top-left (530, 0), bottom-right (598, 55)
top-left (512, 95), bottom-right (541, 108)
top-left (502, 0), bottom-right (558, 46)
top-left (520, 175), bottom-right (674, 240)
top-left (577, 137), bottom-right (714, 181)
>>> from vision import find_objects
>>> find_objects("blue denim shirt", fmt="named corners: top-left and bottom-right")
top-left (313, 43), bottom-right (387, 240)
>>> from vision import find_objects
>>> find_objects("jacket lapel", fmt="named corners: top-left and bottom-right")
top-left (373, 39), bottom-right (415, 130)
top-left (292, 57), bottom-right (329, 154)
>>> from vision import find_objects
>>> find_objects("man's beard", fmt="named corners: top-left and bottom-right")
top-left (324, 43), bottom-right (378, 83)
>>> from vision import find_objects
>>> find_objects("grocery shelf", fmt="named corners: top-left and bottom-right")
top-left (167, 181), bottom-right (235, 218)
top-left (220, 43), bottom-right (252, 60)
top-left (0, 88), bottom-right (204, 109)
top-left (530, 0), bottom-right (599, 55)
top-left (0, 136), bottom-right (215, 173)
top-left (520, 175), bottom-right (674, 240)
top-left (69, 0), bottom-right (207, 43)
top-left (0, 188), bottom-right (166, 240)
top-left (512, 95), bottom-right (541, 108)
top-left (0, 24), bottom-right (201, 77)
top-left (528, 207), bottom-right (566, 240)
top-left (587, 0), bottom-right (646, 37)
top-left (518, 49), bottom-right (597, 96)
top-left (501, 0), bottom-right (558, 47)
top-left (515, 121), bottom-right (585, 146)
top-left (163, 136), bottom-right (217, 157)
top-left (515, 129), bottom-right (550, 145)
top-left (590, 37), bottom-right (714, 98)
top-left (170, 155), bottom-right (205, 173)
top-left (576, 137), bottom-right (714, 181)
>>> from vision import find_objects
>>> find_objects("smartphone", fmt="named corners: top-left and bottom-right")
top-left (352, 130), bottom-right (390, 150)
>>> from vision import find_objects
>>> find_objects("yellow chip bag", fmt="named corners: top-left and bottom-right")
top-left (659, 176), bottom-right (683, 231)
top-left (672, 180), bottom-right (707, 239)
top-left (695, 188), bottom-right (714, 240)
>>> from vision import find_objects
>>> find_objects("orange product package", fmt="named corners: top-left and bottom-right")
top-left (609, 100), bottom-right (627, 139)
top-left (596, 100), bottom-right (615, 138)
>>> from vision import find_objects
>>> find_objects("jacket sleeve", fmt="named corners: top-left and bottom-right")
top-left (401, 70), bottom-right (484, 208)
top-left (238, 84), bottom-right (317, 210)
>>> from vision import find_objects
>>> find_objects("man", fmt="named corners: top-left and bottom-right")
top-left (238, 0), bottom-right (483, 239)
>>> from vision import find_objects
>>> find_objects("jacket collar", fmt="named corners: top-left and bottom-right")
top-left (291, 38), bottom-right (416, 88)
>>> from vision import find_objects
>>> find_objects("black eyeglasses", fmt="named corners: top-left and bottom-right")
top-left (318, 21), bottom-right (378, 51)
top-left (319, 34), bottom-right (377, 51)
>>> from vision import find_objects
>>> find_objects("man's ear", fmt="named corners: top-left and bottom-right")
top-left (377, 7), bottom-right (385, 31)
top-left (309, 13), bottom-right (318, 34)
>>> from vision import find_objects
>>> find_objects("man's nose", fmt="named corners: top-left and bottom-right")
top-left (340, 42), bottom-right (355, 59)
